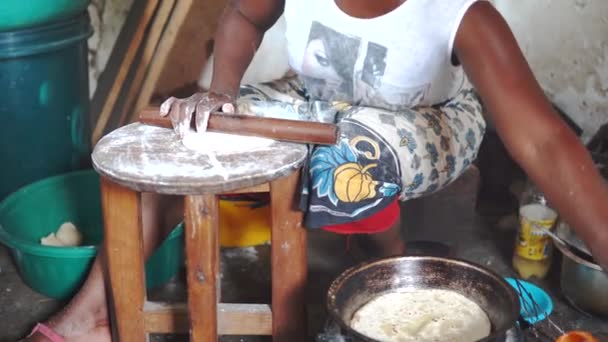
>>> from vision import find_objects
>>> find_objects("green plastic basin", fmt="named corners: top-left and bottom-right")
top-left (0, 1), bottom-right (90, 32)
top-left (0, 170), bottom-right (184, 300)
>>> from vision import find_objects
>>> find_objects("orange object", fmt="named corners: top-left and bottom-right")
top-left (555, 331), bottom-right (599, 342)
top-left (219, 199), bottom-right (271, 247)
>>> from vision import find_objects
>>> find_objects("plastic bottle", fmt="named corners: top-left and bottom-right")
top-left (512, 182), bottom-right (558, 280)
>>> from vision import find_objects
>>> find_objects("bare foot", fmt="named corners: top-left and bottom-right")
top-left (67, 324), bottom-right (111, 342)
top-left (22, 321), bottom-right (110, 342)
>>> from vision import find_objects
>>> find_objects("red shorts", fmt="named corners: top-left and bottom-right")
top-left (322, 199), bottom-right (400, 234)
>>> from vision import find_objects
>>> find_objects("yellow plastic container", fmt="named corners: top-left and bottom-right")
top-left (512, 203), bottom-right (558, 280)
top-left (219, 199), bottom-right (271, 248)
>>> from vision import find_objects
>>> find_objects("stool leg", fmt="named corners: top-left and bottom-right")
top-left (184, 194), bottom-right (220, 342)
top-left (270, 171), bottom-right (308, 342)
top-left (100, 178), bottom-right (147, 341)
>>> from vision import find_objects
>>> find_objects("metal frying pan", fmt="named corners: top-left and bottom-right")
top-left (326, 256), bottom-right (520, 342)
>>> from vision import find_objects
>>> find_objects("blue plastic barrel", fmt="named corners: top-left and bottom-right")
top-left (0, 13), bottom-right (93, 199)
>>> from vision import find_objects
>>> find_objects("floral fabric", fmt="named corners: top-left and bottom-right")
top-left (236, 76), bottom-right (485, 229)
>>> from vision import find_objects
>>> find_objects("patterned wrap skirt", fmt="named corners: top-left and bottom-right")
top-left (235, 76), bottom-right (486, 233)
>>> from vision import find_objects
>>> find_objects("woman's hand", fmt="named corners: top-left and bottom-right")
top-left (160, 92), bottom-right (235, 138)
top-left (158, 0), bottom-right (284, 138)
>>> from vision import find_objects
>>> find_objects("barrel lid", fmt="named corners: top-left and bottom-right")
top-left (0, 14), bottom-right (92, 59)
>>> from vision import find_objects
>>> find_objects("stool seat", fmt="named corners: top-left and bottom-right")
top-left (92, 123), bottom-right (308, 195)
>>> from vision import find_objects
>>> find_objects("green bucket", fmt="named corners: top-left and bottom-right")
top-left (0, 170), bottom-right (185, 300)
top-left (0, 13), bottom-right (92, 200)
top-left (0, 1), bottom-right (90, 32)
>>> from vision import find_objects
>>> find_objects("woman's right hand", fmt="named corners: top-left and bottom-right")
top-left (160, 91), bottom-right (235, 138)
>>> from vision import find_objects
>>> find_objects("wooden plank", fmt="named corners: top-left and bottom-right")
top-left (153, 0), bottom-right (228, 97)
top-left (128, 0), bottom-right (195, 123)
top-left (184, 194), bottom-right (220, 342)
top-left (143, 302), bottom-right (272, 335)
top-left (101, 178), bottom-right (147, 341)
top-left (217, 303), bottom-right (272, 335)
top-left (90, 0), bottom-right (147, 135)
top-left (117, 0), bottom-right (177, 128)
top-left (92, 0), bottom-right (161, 144)
top-left (127, 0), bottom-right (229, 124)
top-left (223, 183), bottom-right (269, 194)
top-left (269, 171), bottom-right (308, 341)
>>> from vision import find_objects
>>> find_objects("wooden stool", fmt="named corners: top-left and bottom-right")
top-left (92, 123), bottom-right (309, 341)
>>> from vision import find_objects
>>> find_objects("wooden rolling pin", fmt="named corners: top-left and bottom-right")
top-left (139, 106), bottom-right (339, 145)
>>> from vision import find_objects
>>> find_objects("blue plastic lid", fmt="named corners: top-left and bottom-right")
top-left (505, 277), bottom-right (554, 324)
top-left (0, 13), bottom-right (92, 59)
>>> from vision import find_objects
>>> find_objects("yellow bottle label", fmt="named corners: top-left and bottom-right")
top-left (515, 216), bottom-right (556, 261)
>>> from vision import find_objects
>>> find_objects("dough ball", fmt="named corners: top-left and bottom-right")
top-left (55, 222), bottom-right (83, 247)
top-left (40, 233), bottom-right (64, 247)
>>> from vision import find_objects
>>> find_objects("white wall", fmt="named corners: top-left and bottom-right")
top-left (490, 0), bottom-right (608, 139)
top-left (88, 0), bottom-right (135, 95)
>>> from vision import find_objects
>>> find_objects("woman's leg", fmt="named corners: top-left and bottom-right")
top-left (307, 87), bottom-right (486, 257)
top-left (362, 216), bottom-right (406, 257)
top-left (324, 198), bottom-right (405, 258)
top-left (24, 193), bottom-right (183, 341)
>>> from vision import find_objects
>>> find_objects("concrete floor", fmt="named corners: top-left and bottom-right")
top-left (1, 166), bottom-right (607, 341)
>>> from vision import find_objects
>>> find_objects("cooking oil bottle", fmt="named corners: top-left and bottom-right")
top-left (512, 181), bottom-right (558, 280)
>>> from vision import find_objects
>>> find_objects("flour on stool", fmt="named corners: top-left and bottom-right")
top-left (181, 131), bottom-right (274, 154)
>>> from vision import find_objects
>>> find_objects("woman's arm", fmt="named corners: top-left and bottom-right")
top-left (160, 0), bottom-right (284, 136)
top-left (455, 1), bottom-right (608, 270)
top-left (209, 0), bottom-right (285, 97)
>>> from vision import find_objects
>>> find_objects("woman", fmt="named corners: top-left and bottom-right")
top-left (25, 0), bottom-right (608, 340)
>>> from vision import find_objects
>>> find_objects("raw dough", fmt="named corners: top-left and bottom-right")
top-left (350, 289), bottom-right (491, 342)
top-left (40, 233), bottom-right (64, 247)
top-left (40, 222), bottom-right (83, 247)
top-left (55, 222), bottom-right (83, 246)
top-left (181, 131), bottom-right (274, 154)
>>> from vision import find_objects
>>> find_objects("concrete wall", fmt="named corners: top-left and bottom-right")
top-left (494, 0), bottom-right (608, 140)
top-left (87, 0), bottom-right (134, 95)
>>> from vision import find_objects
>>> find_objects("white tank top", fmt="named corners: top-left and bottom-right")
top-left (283, 0), bottom-right (481, 109)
